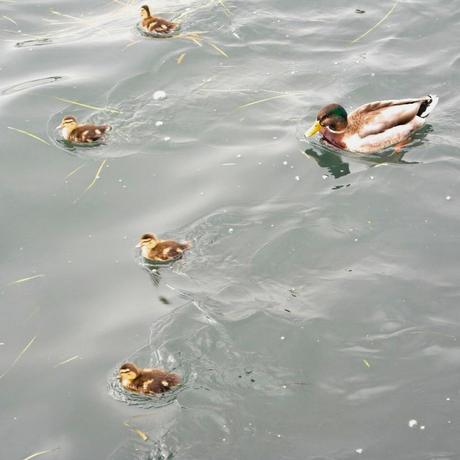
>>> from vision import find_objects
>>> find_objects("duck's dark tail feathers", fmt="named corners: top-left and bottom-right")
top-left (418, 94), bottom-right (439, 118)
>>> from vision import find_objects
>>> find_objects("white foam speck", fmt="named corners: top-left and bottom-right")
top-left (408, 419), bottom-right (418, 428)
top-left (153, 90), bottom-right (167, 101)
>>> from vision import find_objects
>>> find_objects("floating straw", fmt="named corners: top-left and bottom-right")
top-left (65, 164), bottom-right (86, 180)
top-left (238, 94), bottom-right (291, 109)
top-left (23, 448), bottom-right (60, 460)
top-left (351, 1), bottom-right (399, 44)
top-left (6, 274), bottom-right (45, 286)
top-left (54, 355), bottom-right (81, 368)
top-left (0, 336), bottom-right (37, 380)
top-left (83, 160), bottom-right (106, 194)
top-left (55, 97), bottom-right (122, 114)
top-left (8, 127), bottom-right (50, 146)
top-left (124, 422), bottom-right (149, 442)
top-left (208, 41), bottom-right (229, 58)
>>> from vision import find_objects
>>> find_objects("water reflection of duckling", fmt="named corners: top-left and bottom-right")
top-left (140, 5), bottom-right (177, 34)
top-left (119, 363), bottom-right (181, 395)
top-left (137, 233), bottom-right (191, 262)
top-left (58, 116), bottom-right (111, 143)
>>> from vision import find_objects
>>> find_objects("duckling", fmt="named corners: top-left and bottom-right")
top-left (305, 95), bottom-right (439, 154)
top-left (137, 233), bottom-right (191, 262)
top-left (140, 5), bottom-right (177, 35)
top-left (119, 362), bottom-right (181, 395)
top-left (58, 115), bottom-right (111, 143)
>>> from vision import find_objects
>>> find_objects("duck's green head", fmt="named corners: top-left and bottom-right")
top-left (306, 104), bottom-right (348, 137)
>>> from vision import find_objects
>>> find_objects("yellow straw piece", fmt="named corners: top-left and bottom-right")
top-left (351, 1), bottom-right (399, 44)
top-left (23, 448), bottom-right (60, 460)
top-left (238, 94), bottom-right (290, 109)
top-left (177, 52), bottom-right (186, 64)
top-left (0, 336), bottom-right (37, 380)
top-left (8, 127), bottom-right (51, 146)
top-left (55, 97), bottom-right (122, 114)
top-left (54, 355), bottom-right (80, 368)
top-left (124, 422), bottom-right (149, 441)
top-left (2, 15), bottom-right (17, 25)
top-left (65, 164), bottom-right (86, 180)
top-left (208, 42), bottom-right (229, 58)
top-left (7, 274), bottom-right (45, 286)
top-left (218, 0), bottom-right (232, 17)
top-left (83, 159), bottom-right (107, 194)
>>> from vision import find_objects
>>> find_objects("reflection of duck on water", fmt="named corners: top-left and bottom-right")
top-left (304, 140), bottom-right (421, 179)
top-left (304, 147), bottom-right (351, 179)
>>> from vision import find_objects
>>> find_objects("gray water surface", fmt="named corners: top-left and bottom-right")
top-left (1, 0), bottom-right (460, 459)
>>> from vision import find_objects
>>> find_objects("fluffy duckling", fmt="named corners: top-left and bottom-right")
top-left (119, 362), bottom-right (181, 395)
top-left (137, 233), bottom-right (191, 262)
top-left (140, 5), bottom-right (177, 34)
top-left (305, 95), bottom-right (438, 154)
top-left (58, 116), bottom-right (111, 143)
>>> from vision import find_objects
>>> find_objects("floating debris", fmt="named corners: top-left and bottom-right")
top-left (6, 274), bottom-right (45, 287)
top-left (23, 448), bottom-right (59, 460)
top-left (0, 336), bottom-right (37, 380)
top-left (124, 422), bottom-right (149, 442)
top-left (355, 448), bottom-right (364, 454)
top-left (177, 52), bottom-right (186, 64)
top-left (65, 164), bottom-right (86, 180)
top-left (55, 97), bottom-right (122, 114)
top-left (208, 42), bottom-right (229, 58)
top-left (355, 9), bottom-right (366, 14)
top-left (408, 419), bottom-right (418, 428)
top-left (54, 355), bottom-right (80, 368)
top-left (8, 127), bottom-right (50, 146)
top-left (238, 94), bottom-right (289, 109)
top-left (351, 1), bottom-right (399, 43)
top-left (153, 90), bottom-right (167, 101)
top-left (362, 359), bottom-right (371, 368)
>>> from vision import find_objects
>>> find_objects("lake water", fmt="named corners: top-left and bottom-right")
top-left (1, 0), bottom-right (460, 459)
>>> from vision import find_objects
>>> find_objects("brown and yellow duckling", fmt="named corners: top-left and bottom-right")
top-left (119, 362), bottom-right (181, 395)
top-left (58, 115), bottom-right (111, 143)
top-left (140, 4), bottom-right (177, 35)
top-left (305, 95), bottom-right (439, 154)
top-left (137, 233), bottom-right (191, 262)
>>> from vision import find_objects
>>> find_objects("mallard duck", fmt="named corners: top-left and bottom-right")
top-left (139, 5), bottom-right (177, 34)
top-left (137, 233), bottom-right (191, 262)
top-left (119, 362), bottom-right (181, 395)
top-left (305, 95), bottom-right (439, 154)
top-left (58, 116), bottom-right (111, 143)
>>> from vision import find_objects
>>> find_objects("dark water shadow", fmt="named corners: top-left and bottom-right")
top-left (1, 76), bottom-right (63, 96)
top-left (15, 38), bottom-right (53, 48)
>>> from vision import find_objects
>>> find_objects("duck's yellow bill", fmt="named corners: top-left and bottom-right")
top-left (305, 120), bottom-right (321, 137)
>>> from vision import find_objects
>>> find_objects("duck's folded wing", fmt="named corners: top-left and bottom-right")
top-left (350, 117), bottom-right (425, 153)
top-left (349, 98), bottom-right (429, 138)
